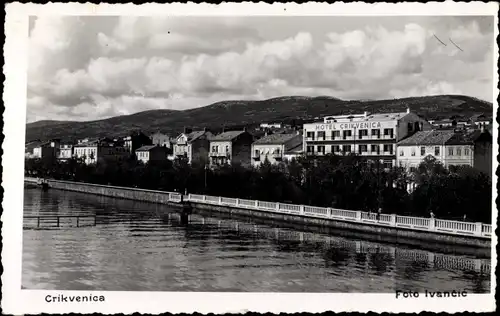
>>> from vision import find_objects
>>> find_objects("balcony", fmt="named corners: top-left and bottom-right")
top-left (272, 152), bottom-right (283, 160)
top-left (209, 151), bottom-right (230, 157)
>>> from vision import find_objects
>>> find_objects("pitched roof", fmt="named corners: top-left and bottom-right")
top-left (210, 130), bottom-right (246, 141)
top-left (136, 145), bottom-right (158, 152)
top-left (253, 133), bottom-right (300, 145)
top-left (397, 130), bottom-right (456, 146)
top-left (185, 130), bottom-right (208, 142)
top-left (285, 143), bottom-right (303, 154)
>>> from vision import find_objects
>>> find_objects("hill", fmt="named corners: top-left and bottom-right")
top-left (25, 95), bottom-right (493, 142)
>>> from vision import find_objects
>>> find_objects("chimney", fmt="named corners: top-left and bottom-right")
top-left (203, 127), bottom-right (207, 132)
top-left (364, 111), bottom-right (369, 117)
top-left (406, 107), bottom-right (411, 114)
top-left (243, 127), bottom-right (247, 132)
top-left (222, 126), bottom-right (226, 133)
top-left (481, 123), bottom-right (485, 133)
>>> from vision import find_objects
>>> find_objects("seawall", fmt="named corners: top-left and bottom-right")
top-left (27, 178), bottom-right (491, 249)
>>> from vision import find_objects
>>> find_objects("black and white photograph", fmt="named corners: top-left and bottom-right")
top-left (2, 2), bottom-right (497, 314)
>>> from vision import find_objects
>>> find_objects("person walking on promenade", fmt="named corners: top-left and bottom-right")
top-left (376, 207), bottom-right (382, 221)
top-left (430, 210), bottom-right (435, 219)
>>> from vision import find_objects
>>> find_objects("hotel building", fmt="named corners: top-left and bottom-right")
top-left (302, 109), bottom-right (432, 168)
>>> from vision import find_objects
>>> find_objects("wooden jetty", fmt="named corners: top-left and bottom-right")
top-left (23, 215), bottom-right (97, 229)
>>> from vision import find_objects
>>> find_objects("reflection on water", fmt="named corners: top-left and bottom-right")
top-left (22, 188), bottom-right (491, 292)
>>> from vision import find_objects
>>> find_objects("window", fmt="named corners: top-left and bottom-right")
top-left (457, 148), bottom-right (462, 155)
top-left (371, 129), bottom-right (380, 137)
top-left (464, 148), bottom-right (470, 156)
top-left (434, 147), bottom-right (440, 156)
top-left (342, 130), bottom-right (352, 139)
top-left (306, 145), bottom-right (314, 153)
top-left (407, 122), bottom-right (413, 132)
top-left (411, 148), bottom-right (416, 156)
top-left (343, 145), bottom-right (351, 153)
top-left (420, 147), bottom-right (425, 156)
top-left (317, 131), bottom-right (326, 139)
top-left (399, 150), bottom-right (404, 156)
top-left (359, 145), bottom-right (368, 152)
top-left (254, 149), bottom-right (260, 156)
top-left (333, 145), bottom-right (341, 152)
top-left (383, 128), bottom-right (393, 136)
top-left (332, 131), bottom-right (340, 139)
top-left (306, 131), bottom-right (315, 140)
top-left (410, 166), bottom-right (416, 172)
top-left (371, 145), bottom-right (379, 153)
top-left (383, 161), bottom-right (393, 169)
top-left (212, 146), bottom-right (217, 152)
top-left (225, 145), bottom-right (229, 153)
top-left (359, 129), bottom-right (368, 139)
top-left (448, 148), bottom-right (454, 156)
top-left (317, 145), bottom-right (325, 154)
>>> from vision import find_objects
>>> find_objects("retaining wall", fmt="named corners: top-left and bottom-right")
top-left (26, 178), bottom-right (492, 249)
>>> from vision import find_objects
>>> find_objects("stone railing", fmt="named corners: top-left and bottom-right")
top-left (24, 178), bottom-right (492, 239)
top-left (187, 193), bottom-right (492, 238)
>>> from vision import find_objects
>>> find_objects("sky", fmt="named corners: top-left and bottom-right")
top-left (27, 15), bottom-right (495, 123)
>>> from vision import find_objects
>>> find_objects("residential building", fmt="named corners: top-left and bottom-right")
top-left (28, 139), bottom-right (60, 161)
top-left (209, 129), bottom-right (254, 167)
top-left (397, 128), bottom-right (493, 175)
top-left (135, 145), bottom-right (169, 164)
top-left (173, 128), bottom-right (213, 164)
top-left (73, 138), bottom-right (128, 165)
top-left (302, 109), bottom-right (432, 168)
top-left (431, 119), bottom-right (455, 129)
top-left (260, 122), bottom-right (283, 129)
top-left (122, 131), bottom-right (153, 153)
top-left (251, 132), bottom-right (302, 166)
top-left (58, 143), bottom-right (74, 160)
top-left (150, 132), bottom-right (175, 148)
top-left (470, 114), bottom-right (492, 127)
top-left (25, 140), bottom-right (42, 159)
top-left (283, 143), bottom-right (304, 161)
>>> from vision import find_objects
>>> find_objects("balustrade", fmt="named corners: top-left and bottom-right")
top-left (28, 179), bottom-right (492, 239)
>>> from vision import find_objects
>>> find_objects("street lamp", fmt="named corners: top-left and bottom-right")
top-left (204, 164), bottom-right (209, 192)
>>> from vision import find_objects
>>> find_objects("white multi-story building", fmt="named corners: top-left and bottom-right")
top-left (173, 128), bottom-right (213, 164)
top-left (73, 139), bottom-right (128, 165)
top-left (58, 144), bottom-right (74, 160)
top-left (251, 132), bottom-right (302, 166)
top-left (397, 129), bottom-right (492, 174)
top-left (302, 109), bottom-right (432, 168)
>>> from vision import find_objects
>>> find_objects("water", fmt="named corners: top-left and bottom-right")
top-left (22, 188), bottom-right (491, 292)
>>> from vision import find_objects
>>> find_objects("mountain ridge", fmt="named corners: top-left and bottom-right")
top-left (25, 94), bottom-right (493, 142)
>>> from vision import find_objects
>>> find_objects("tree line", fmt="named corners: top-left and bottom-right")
top-left (24, 154), bottom-right (492, 224)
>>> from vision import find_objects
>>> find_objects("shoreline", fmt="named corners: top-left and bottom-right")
top-left (24, 178), bottom-right (491, 251)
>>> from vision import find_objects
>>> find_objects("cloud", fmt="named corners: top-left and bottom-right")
top-left (27, 16), bottom-right (494, 123)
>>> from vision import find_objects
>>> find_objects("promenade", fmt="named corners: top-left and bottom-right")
top-left (24, 177), bottom-right (492, 248)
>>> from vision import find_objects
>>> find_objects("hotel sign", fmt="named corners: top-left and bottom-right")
top-left (314, 121), bottom-right (383, 131)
